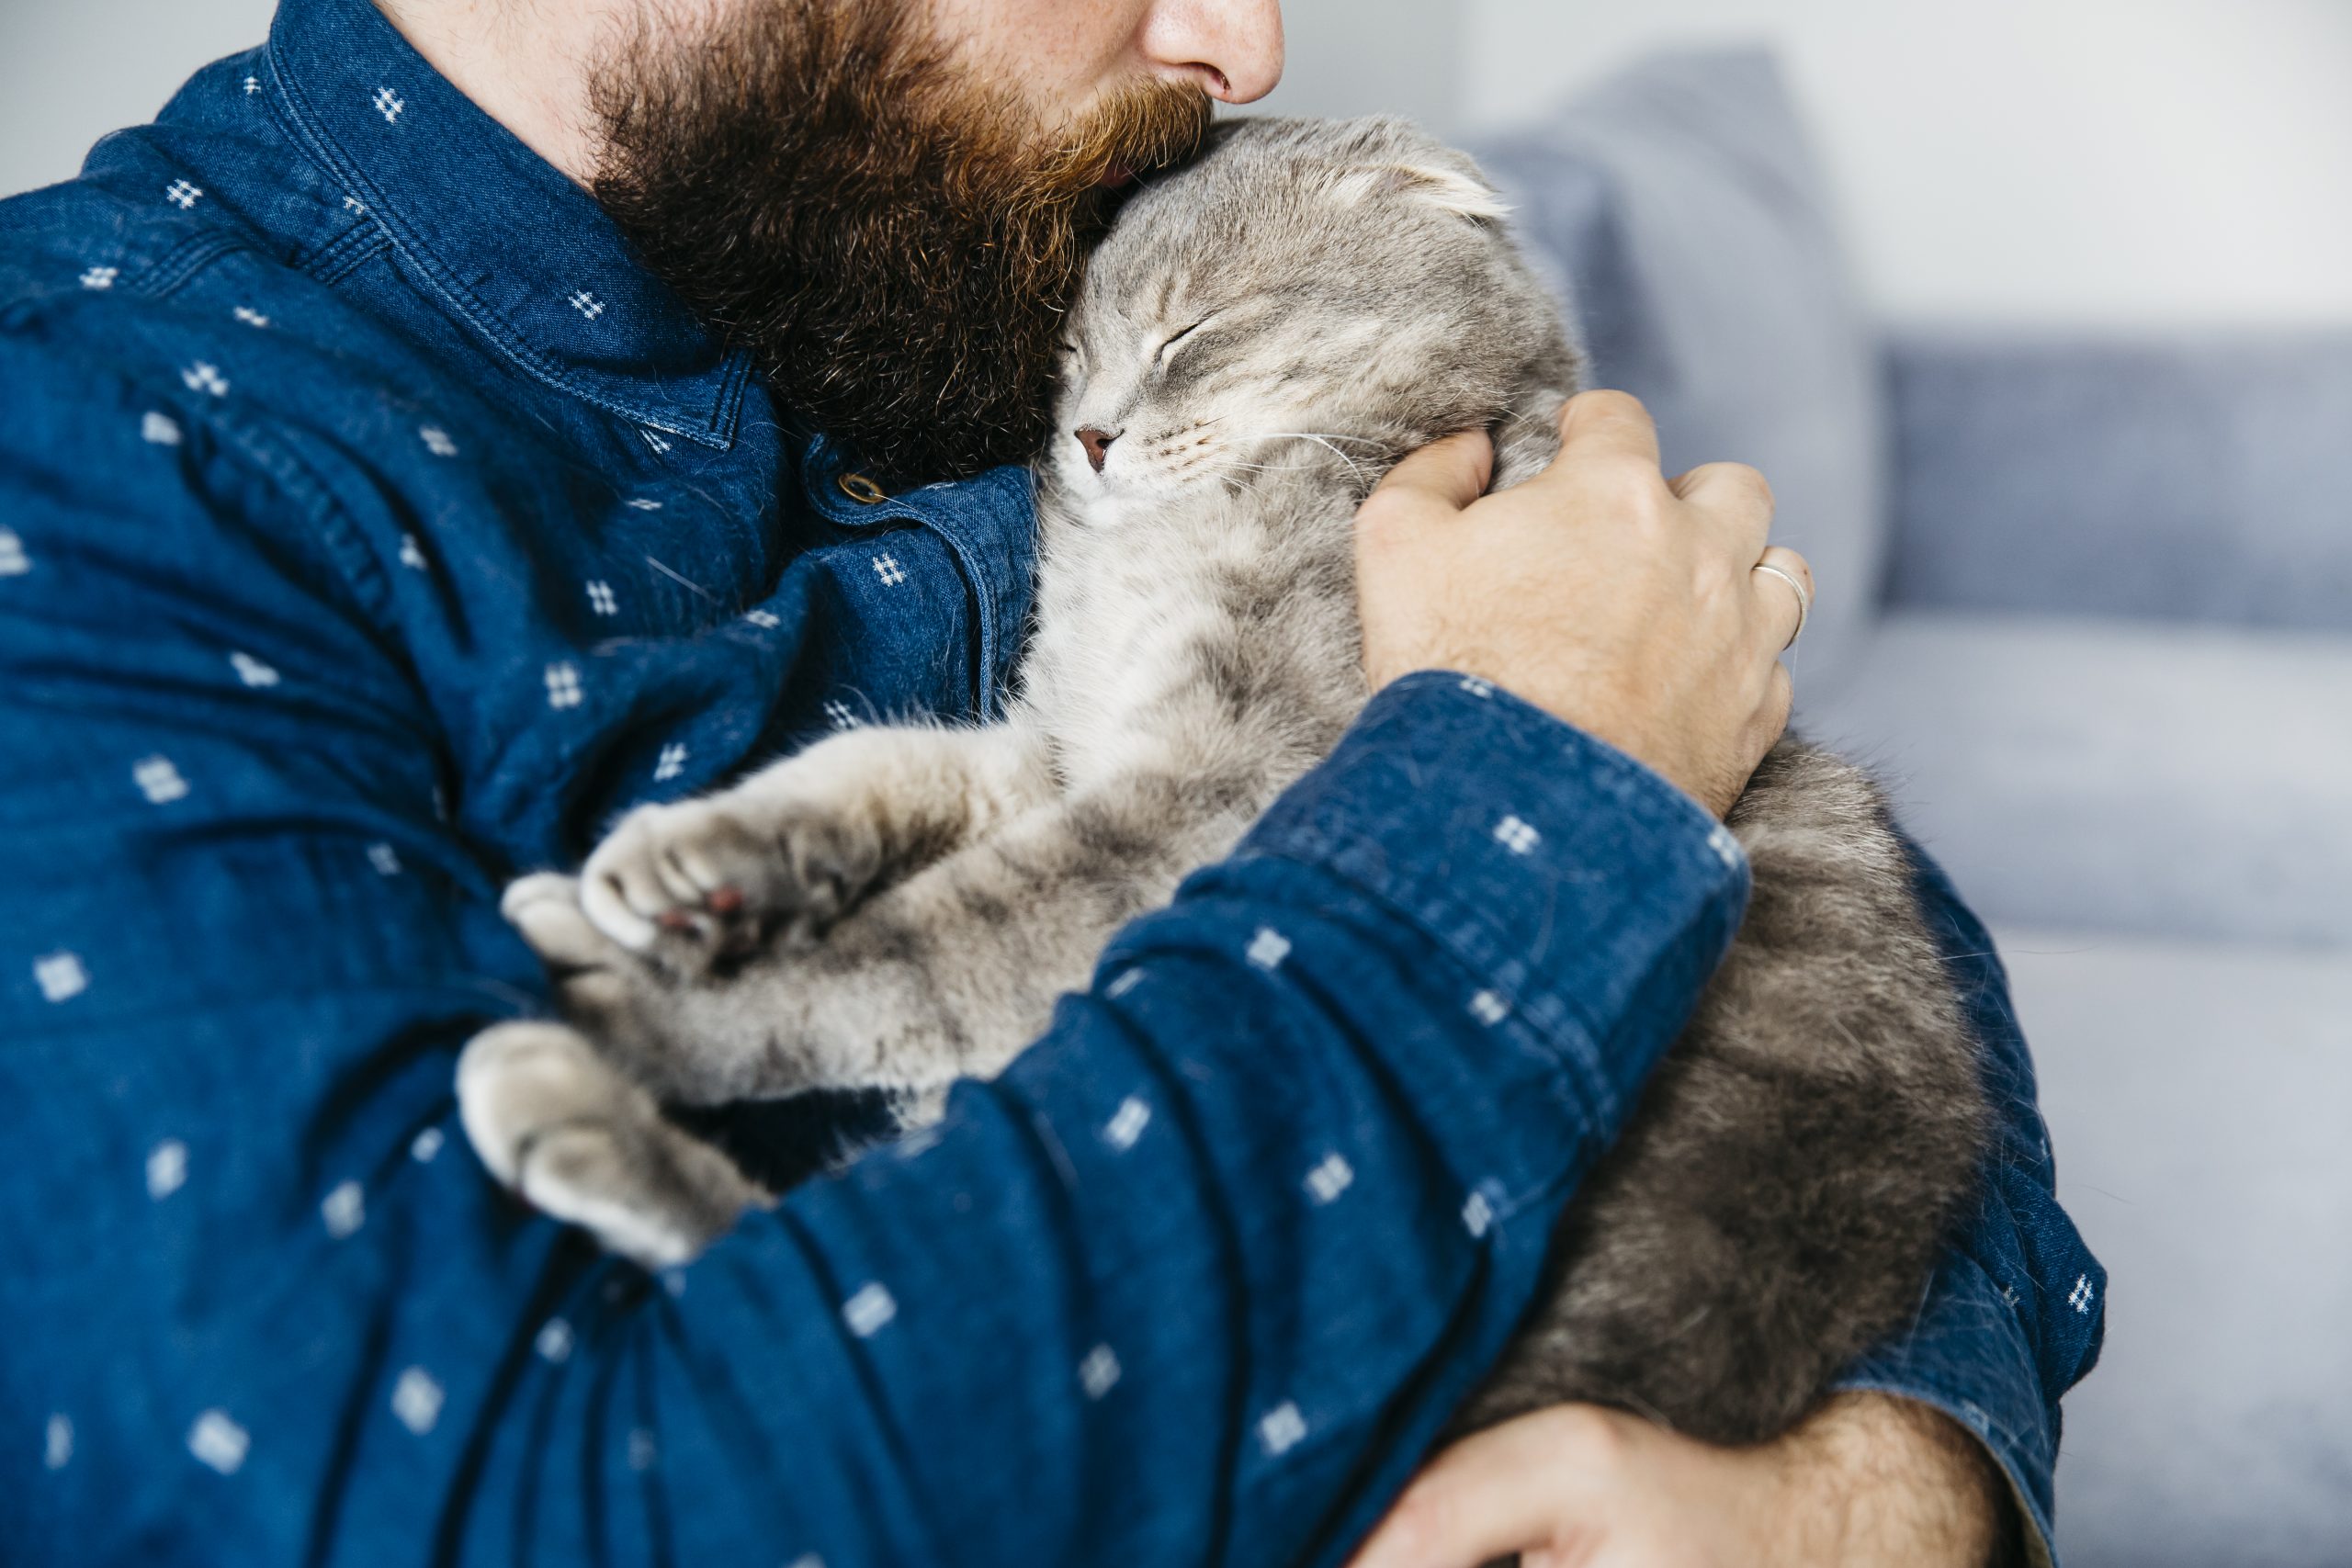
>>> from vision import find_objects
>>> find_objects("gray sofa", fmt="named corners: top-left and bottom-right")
top-left (1476, 51), bottom-right (2352, 1568)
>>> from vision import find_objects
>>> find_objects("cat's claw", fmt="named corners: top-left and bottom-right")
top-left (456, 1021), bottom-right (769, 1269)
top-left (578, 795), bottom-right (885, 966)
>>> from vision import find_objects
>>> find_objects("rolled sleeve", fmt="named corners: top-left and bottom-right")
top-left (1837, 845), bottom-right (2108, 1567)
top-left (603, 672), bottom-right (1751, 1568)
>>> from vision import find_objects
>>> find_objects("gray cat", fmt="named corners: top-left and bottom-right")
top-left (458, 116), bottom-right (1987, 1445)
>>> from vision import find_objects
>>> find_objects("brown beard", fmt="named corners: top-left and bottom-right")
top-left (589, 0), bottom-right (1211, 487)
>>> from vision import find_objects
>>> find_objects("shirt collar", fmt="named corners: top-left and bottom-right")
top-left (265, 0), bottom-right (752, 448)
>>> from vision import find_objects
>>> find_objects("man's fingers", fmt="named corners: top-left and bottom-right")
top-left (1553, 389), bottom-right (1662, 472)
top-left (1747, 660), bottom-right (1795, 762)
top-left (1752, 544), bottom-right (1814, 653)
top-left (1367, 428), bottom-right (1495, 517)
top-left (1347, 1412), bottom-right (1600, 1568)
top-left (1669, 461), bottom-right (1776, 555)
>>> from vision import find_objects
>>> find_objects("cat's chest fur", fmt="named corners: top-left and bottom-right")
top-left (1020, 478), bottom-right (1369, 795)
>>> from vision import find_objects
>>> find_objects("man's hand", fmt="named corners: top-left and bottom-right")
top-left (1347, 1393), bottom-right (2009, 1568)
top-left (1355, 391), bottom-right (1810, 818)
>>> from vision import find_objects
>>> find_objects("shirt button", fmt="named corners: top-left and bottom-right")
top-left (837, 472), bottom-right (888, 504)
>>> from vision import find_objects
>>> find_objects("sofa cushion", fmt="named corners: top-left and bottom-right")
top-left (2003, 929), bottom-right (2352, 1568)
top-left (1885, 329), bottom-right (2352, 634)
top-left (1472, 49), bottom-right (1886, 684)
top-left (1798, 609), bottom-right (2352, 946)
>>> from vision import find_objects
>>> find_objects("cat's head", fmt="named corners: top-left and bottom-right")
top-left (1043, 116), bottom-right (1579, 524)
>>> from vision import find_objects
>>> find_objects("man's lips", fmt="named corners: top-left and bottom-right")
top-left (1096, 164), bottom-right (1135, 189)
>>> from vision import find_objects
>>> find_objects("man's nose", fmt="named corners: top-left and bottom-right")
top-left (1139, 0), bottom-right (1283, 104)
top-left (1076, 426), bottom-right (1121, 473)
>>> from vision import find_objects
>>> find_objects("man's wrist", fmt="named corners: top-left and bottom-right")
top-left (1772, 1393), bottom-right (2012, 1567)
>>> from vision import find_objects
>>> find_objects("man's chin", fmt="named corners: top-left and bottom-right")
top-left (587, 0), bottom-right (1210, 481)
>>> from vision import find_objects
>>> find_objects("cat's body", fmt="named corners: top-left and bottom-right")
top-left (458, 117), bottom-right (1987, 1445)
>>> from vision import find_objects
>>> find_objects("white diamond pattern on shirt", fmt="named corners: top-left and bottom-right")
top-left (164, 180), bottom-right (203, 209)
top-left (1493, 814), bottom-right (1540, 854)
top-left (142, 412), bottom-right (182, 446)
top-left (1461, 1189), bottom-right (1495, 1238)
top-left (390, 1367), bottom-right (442, 1434)
top-left (146, 1139), bottom-right (188, 1200)
top-left (181, 362), bottom-right (229, 398)
top-left (34, 951), bottom-right (88, 1003)
top-left (842, 1282), bottom-right (897, 1337)
top-left (321, 1179), bottom-right (365, 1239)
top-left (133, 755), bottom-right (189, 805)
top-left (44, 1414), bottom-right (73, 1471)
top-left (187, 1410), bottom-right (248, 1474)
top-left (1257, 1402), bottom-right (1307, 1457)
top-left (1707, 823), bottom-right (1745, 871)
top-left (1246, 926), bottom-right (1290, 970)
top-left (1078, 1345), bottom-right (1121, 1400)
top-left (372, 87), bottom-right (404, 125)
top-left (79, 266), bottom-right (117, 290)
top-left (1103, 1096), bottom-right (1151, 1151)
top-left (229, 650), bottom-right (279, 687)
top-left (1303, 1152), bottom-right (1354, 1205)
top-left (0, 528), bottom-right (29, 576)
top-left (545, 662), bottom-right (583, 709)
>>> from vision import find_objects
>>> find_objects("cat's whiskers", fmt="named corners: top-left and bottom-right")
top-left (1257, 432), bottom-right (1378, 486)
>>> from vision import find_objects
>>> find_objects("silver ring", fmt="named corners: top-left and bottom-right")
top-left (1752, 562), bottom-right (1811, 650)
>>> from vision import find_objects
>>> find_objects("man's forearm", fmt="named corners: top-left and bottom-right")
top-left (1831, 843), bottom-right (2109, 1565)
top-left (635, 676), bottom-right (1752, 1567)
top-left (1778, 1394), bottom-right (2012, 1567)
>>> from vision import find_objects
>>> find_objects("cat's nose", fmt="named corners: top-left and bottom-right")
top-left (1075, 426), bottom-right (1120, 474)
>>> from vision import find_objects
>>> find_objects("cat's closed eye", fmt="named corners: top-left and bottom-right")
top-left (1157, 318), bottom-right (1213, 363)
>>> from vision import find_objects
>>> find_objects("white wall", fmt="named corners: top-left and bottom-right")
top-left (13, 0), bottom-right (2352, 327)
top-left (0, 0), bottom-right (277, 199)
top-left (1261, 0), bottom-right (1459, 144)
top-left (1, 0), bottom-right (1464, 199)
top-left (1454, 0), bottom-right (2352, 327)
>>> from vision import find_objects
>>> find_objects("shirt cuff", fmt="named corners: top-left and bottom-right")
top-left (1837, 1249), bottom-right (2067, 1568)
top-left (1231, 669), bottom-right (1752, 1142)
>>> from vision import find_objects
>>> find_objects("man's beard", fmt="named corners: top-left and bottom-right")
top-left (590, 0), bottom-right (1212, 487)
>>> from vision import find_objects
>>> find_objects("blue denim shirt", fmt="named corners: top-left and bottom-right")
top-left (0, 0), bottom-right (2104, 1562)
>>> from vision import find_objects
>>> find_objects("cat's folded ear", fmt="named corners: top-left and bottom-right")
top-left (1328, 162), bottom-right (1510, 225)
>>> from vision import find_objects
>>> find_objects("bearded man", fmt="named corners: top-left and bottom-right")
top-left (0, 1), bottom-right (2100, 1563)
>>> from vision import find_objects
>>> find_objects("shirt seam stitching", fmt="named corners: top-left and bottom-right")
top-left (260, 45), bottom-right (747, 450)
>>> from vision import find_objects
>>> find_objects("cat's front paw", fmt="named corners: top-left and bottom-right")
top-left (457, 1021), bottom-right (769, 1269)
top-left (577, 795), bottom-right (884, 968)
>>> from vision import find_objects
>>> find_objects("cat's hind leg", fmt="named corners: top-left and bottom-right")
top-left (457, 1019), bottom-right (770, 1268)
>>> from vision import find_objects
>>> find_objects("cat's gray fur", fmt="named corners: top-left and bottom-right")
top-left (458, 117), bottom-right (1987, 1445)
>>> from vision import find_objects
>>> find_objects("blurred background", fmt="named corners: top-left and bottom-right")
top-left (7, 3), bottom-right (2348, 1564)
